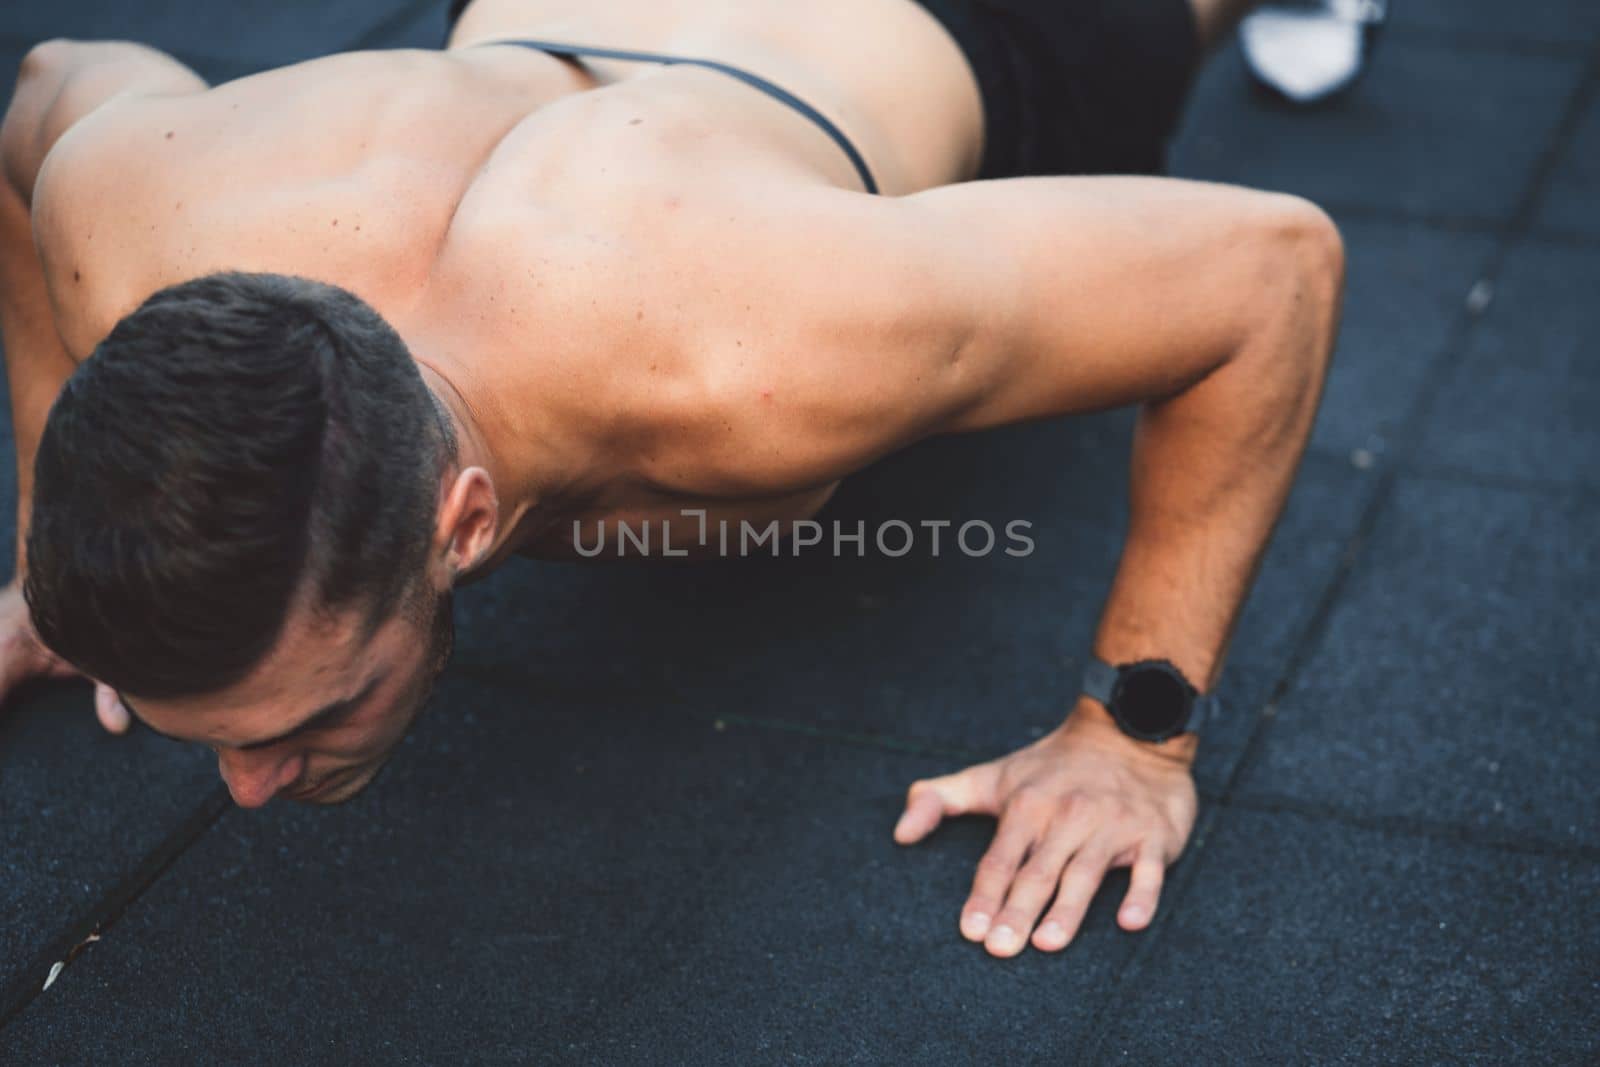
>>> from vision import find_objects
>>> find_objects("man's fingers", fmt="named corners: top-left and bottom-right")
top-left (1032, 841), bottom-right (1115, 952)
top-left (985, 817), bottom-right (1094, 958)
top-left (1117, 841), bottom-right (1166, 931)
top-left (960, 807), bottom-right (1037, 945)
top-left (95, 683), bottom-right (130, 735)
top-left (893, 764), bottom-right (998, 845)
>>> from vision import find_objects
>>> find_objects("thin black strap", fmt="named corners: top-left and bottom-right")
top-left (1082, 655), bottom-right (1119, 708)
top-left (489, 39), bottom-right (879, 195)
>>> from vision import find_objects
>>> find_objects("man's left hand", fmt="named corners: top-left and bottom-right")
top-left (894, 699), bottom-right (1199, 957)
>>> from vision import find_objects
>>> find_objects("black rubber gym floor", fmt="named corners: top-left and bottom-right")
top-left (2, 2), bottom-right (1596, 1063)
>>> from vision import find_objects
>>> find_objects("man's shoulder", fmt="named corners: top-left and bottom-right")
top-left (28, 92), bottom-right (202, 356)
top-left (497, 180), bottom-right (981, 498)
top-left (31, 55), bottom-right (478, 357)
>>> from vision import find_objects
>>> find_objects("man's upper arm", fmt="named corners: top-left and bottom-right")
top-left (670, 173), bottom-right (1323, 493)
top-left (898, 175), bottom-right (1340, 432)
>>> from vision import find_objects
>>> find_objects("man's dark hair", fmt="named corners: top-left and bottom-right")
top-left (25, 272), bottom-right (457, 699)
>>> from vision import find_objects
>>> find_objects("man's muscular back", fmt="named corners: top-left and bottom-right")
top-left (30, 0), bottom-right (986, 558)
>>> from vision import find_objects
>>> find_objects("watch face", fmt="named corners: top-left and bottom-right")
top-left (1113, 662), bottom-right (1193, 739)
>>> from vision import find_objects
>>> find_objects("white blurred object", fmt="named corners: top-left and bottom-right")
top-left (1241, 0), bottom-right (1388, 104)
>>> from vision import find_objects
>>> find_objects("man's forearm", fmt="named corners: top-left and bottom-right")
top-left (908, 175), bottom-right (1345, 712)
top-left (1089, 215), bottom-right (1344, 711)
top-left (2, 44), bottom-right (76, 575)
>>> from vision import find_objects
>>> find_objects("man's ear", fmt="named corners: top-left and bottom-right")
top-left (432, 467), bottom-right (499, 585)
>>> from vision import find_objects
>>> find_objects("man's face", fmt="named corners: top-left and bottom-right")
top-left (122, 591), bottom-right (454, 808)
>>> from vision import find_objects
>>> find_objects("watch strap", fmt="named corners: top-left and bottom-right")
top-left (1082, 655), bottom-right (1120, 709)
top-left (1190, 687), bottom-right (1215, 735)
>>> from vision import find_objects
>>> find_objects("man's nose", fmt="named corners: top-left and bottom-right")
top-left (215, 747), bottom-right (305, 808)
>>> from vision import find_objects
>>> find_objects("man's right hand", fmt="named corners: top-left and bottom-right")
top-left (0, 580), bottom-right (129, 733)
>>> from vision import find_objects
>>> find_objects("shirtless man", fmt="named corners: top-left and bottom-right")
top-left (0, 0), bottom-right (1342, 959)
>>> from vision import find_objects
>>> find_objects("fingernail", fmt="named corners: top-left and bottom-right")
top-left (989, 925), bottom-right (1019, 952)
top-left (963, 912), bottom-right (991, 939)
top-left (1122, 905), bottom-right (1147, 925)
top-left (1037, 921), bottom-right (1065, 945)
top-left (893, 815), bottom-right (911, 839)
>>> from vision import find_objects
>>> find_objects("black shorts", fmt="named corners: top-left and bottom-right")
top-left (918, 0), bottom-right (1200, 178)
top-left (444, 0), bottom-right (1199, 180)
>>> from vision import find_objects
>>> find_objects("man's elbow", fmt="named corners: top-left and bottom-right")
top-left (1288, 196), bottom-right (1345, 326)
top-left (1218, 196), bottom-right (1345, 445)
top-left (4, 39), bottom-right (204, 203)
top-left (1253, 195), bottom-right (1344, 380)
top-left (1269, 195), bottom-right (1344, 337)
top-left (16, 38), bottom-right (81, 88)
top-left (2, 40), bottom-right (74, 199)
top-left (4, 39), bottom-right (108, 203)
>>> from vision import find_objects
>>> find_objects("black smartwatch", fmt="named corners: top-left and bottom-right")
top-left (1081, 655), bottom-right (1213, 743)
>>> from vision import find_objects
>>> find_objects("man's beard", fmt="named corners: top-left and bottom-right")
top-left (419, 587), bottom-right (456, 700)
